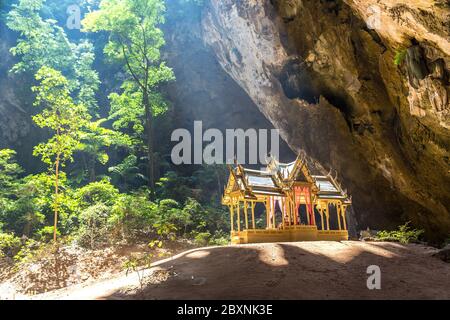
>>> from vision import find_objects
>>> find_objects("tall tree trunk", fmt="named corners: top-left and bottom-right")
top-left (143, 90), bottom-right (155, 192)
top-left (54, 153), bottom-right (60, 242)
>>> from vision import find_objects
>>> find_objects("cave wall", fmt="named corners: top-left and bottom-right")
top-left (201, 0), bottom-right (450, 241)
top-left (162, 11), bottom-right (293, 160)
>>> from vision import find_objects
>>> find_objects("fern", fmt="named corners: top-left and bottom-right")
top-left (376, 222), bottom-right (424, 244)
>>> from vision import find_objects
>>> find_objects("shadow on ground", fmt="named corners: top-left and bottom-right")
top-left (103, 241), bottom-right (450, 300)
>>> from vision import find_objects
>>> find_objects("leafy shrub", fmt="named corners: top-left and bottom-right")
top-left (156, 199), bottom-right (191, 235)
top-left (0, 149), bottom-right (23, 196)
top-left (153, 221), bottom-right (178, 241)
top-left (156, 171), bottom-right (193, 203)
top-left (209, 230), bottom-right (230, 246)
top-left (182, 198), bottom-right (229, 235)
top-left (108, 193), bottom-right (156, 242)
top-left (193, 231), bottom-right (211, 246)
top-left (76, 203), bottom-right (110, 249)
top-left (108, 155), bottom-right (144, 190)
top-left (11, 173), bottom-right (77, 237)
top-left (13, 239), bottom-right (42, 264)
top-left (37, 226), bottom-right (60, 242)
top-left (191, 230), bottom-right (229, 246)
top-left (75, 180), bottom-right (119, 208)
top-left (375, 222), bottom-right (424, 244)
top-left (0, 233), bottom-right (22, 258)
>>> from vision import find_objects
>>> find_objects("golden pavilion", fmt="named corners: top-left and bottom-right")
top-left (222, 153), bottom-right (352, 244)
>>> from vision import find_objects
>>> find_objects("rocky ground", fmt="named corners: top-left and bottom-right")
top-left (2, 241), bottom-right (448, 300)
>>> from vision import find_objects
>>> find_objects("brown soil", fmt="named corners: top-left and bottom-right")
top-left (13, 241), bottom-right (450, 300)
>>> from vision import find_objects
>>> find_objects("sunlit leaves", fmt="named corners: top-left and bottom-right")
top-left (6, 0), bottom-right (100, 111)
top-left (83, 0), bottom-right (175, 189)
top-left (32, 66), bottom-right (89, 167)
top-left (0, 149), bottom-right (23, 196)
top-left (83, 0), bottom-right (175, 92)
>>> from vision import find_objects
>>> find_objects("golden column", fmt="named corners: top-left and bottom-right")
top-left (342, 205), bottom-right (347, 230)
top-left (306, 202), bottom-right (310, 225)
top-left (272, 199), bottom-right (276, 229)
top-left (293, 193), bottom-right (298, 225)
top-left (237, 202), bottom-right (241, 232)
top-left (319, 204), bottom-right (324, 231)
top-left (230, 203), bottom-right (234, 232)
top-left (251, 201), bottom-right (256, 229)
top-left (244, 200), bottom-right (249, 230)
top-left (287, 198), bottom-right (293, 227)
top-left (336, 203), bottom-right (342, 230)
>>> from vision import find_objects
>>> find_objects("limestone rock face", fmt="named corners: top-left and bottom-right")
top-left (201, 0), bottom-right (450, 241)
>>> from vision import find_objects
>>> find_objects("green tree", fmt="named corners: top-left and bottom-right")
top-left (0, 149), bottom-right (23, 198)
top-left (82, 0), bottom-right (175, 192)
top-left (78, 119), bottom-right (132, 183)
top-left (7, 0), bottom-right (125, 183)
top-left (0, 149), bottom-right (24, 233)
top-left (32, 66), bottom-right (90, 241)
top-left (6, 0), bottom-right (100, 110)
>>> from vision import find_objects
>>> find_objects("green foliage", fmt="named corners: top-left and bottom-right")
top-left (209, 231), bottom-right (230, 246)
top-left (75, 119), bottom-right (133, 183)
top-left (31, 66), bottom-right (92, 240)
top-left (75, 180), bottom-right (120, 209)
top-left (376, 222), bottom-right (425, 244)
top-left (191, 230), bottom-right (229, 246)
top-left (0, 155), bottom-right (50, 237)
top-left (37, 226), bottom-right (60, 242)
top-left (156, 165), bottom-right (228, 205)
top-left (82, 0), bottom-right (175, 91)
top-left (108, 154), bottom-right (145, 189)
top-left (7, 0), bottom-right (123, 187)
top-left (1, 1), bottom-right (232, 254)
top-left (5, 173), bottom-right (77, 238)
top-left (83, 0), bottom-right (175, 190)
top-left (6, 0), bottom-right (100, 110)
top-left (32, 66), bottom-right (89, 166)
top-left (76, 203), bottom-right (110, 249)
top-left (108, 192), bottom-right (156, 241)
top-left (0, 149), bottom-right (24, 233)
top-left (182, 197), bottom-right (229, 236)
top-left (0, 233), bottom-right (22, 259)
top-left (108, 82), bottom-right (144, 135)
top-left (13, 238), bottom-right (40, 264)
top-left (394, 49), bottom-right (407, 66)
top-left (0, 149), bottom-right (23, 195)
top-left (155, 199), bottom-right (189, 235)
top-left (193, 231), bottom-right (210, 246)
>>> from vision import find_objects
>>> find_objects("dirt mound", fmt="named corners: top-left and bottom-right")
top-left (0, 240), bottom-right (195, 298)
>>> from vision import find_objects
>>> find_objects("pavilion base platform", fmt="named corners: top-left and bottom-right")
top-left (231, 226), bottom-right (348, 244)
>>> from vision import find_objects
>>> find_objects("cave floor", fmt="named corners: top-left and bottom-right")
top-left (23, 241), bottom-right (450, 300)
